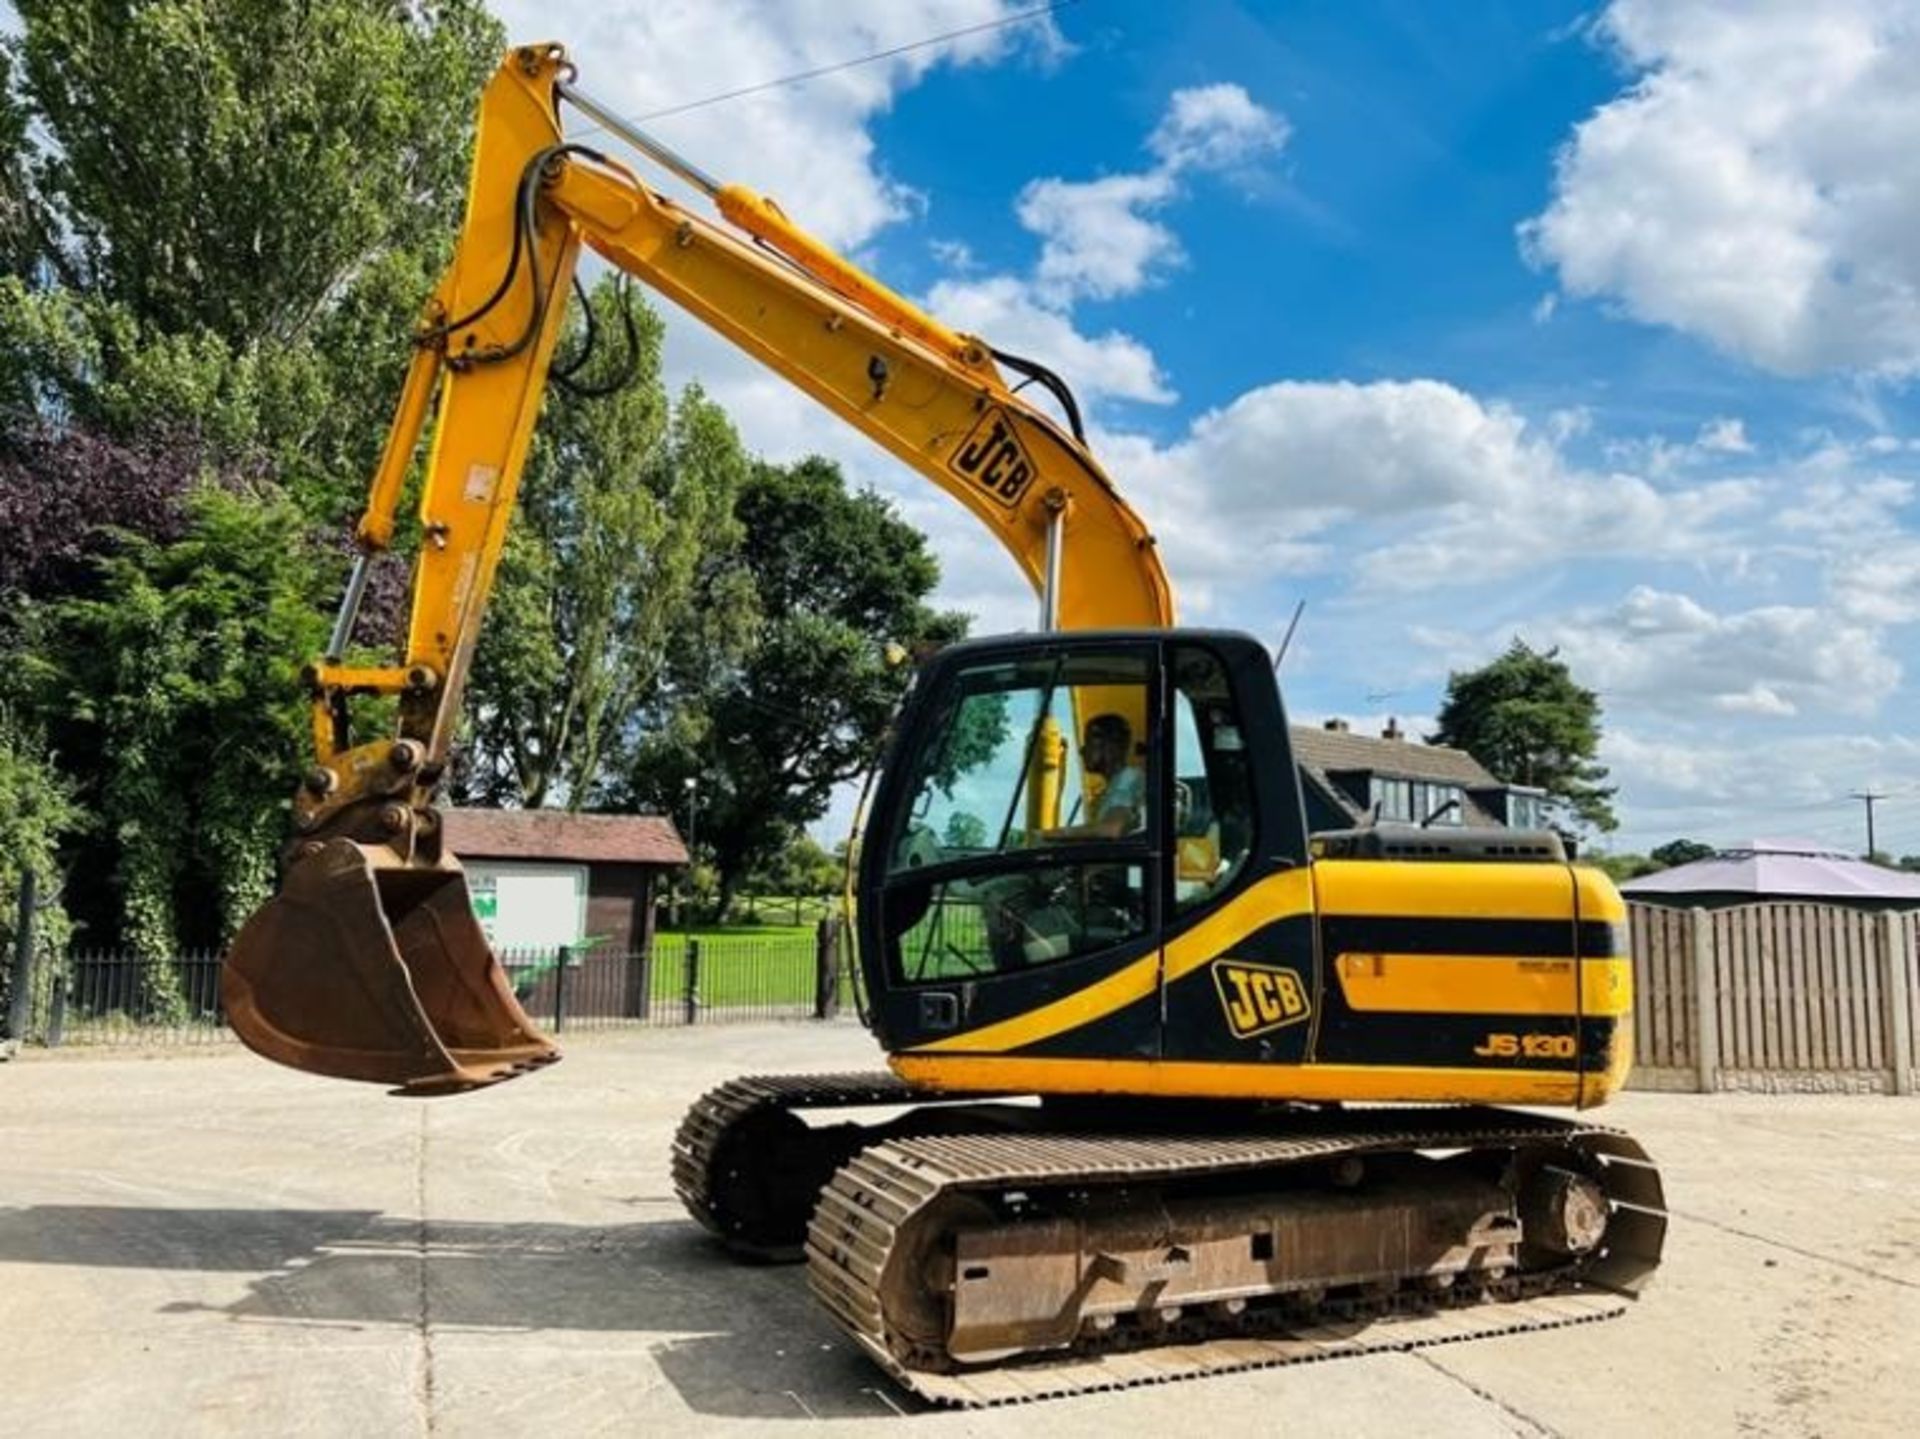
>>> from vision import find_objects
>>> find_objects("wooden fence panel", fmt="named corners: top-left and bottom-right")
top-left (1626, 900), bottom-right (1913, 1093)
top-left (1842, 915), bottom-right (1867, 1068)
top-left (1781, 908), bottom-right (1804, 1067)
top-left (1812, 910), bottom-right (1827, 1068)
top-left (1863, 919), bottom-right (1886, 1068)
top-left (1894, 912), bottom-right (1918, 1094)
top-left (1628, 904), bottom-right (1693, 1070)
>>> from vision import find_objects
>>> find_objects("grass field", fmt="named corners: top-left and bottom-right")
top-left (644, 928), bottom-right (850, 1012)
top-left (727, 892), bottom-right (839, 927)
top-left (640, 892), bottom-right (845, 1011)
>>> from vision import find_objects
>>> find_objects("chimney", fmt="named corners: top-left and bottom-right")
top-left (1323, 718), bottom-right (1349, 733)
top-left (1383, 717), bottom-right (1404, 740)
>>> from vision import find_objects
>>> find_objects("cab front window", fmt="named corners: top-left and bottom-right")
top-left (879, 647), bottom-right (1153, 983)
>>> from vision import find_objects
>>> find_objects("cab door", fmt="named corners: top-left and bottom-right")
top-left (860, 638), bottom-right (1166, 1058)
top-left (1154, 640), bottom-right (1321, 1068)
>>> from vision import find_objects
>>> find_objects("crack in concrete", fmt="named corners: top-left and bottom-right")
top-left (1410, 1350), bottom-right (1562, 1437)
top-left (415, 1107), bottom-right (437, 1437)
top-left (1672, 1208), bottom-right (1920, 1290)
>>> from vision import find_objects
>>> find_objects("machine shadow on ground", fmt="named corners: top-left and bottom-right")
top-left (0, 1204), bottom-right (907, 1420)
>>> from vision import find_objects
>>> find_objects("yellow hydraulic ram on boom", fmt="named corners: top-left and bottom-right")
top-left (227, 44), bottom-right (1665, 1405)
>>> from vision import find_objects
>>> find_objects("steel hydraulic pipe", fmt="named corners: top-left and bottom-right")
top-left (326, 554), bottom-right (375, 663)
top-left (555, 80), bottom-right (722, 196)
top-left (1040, 505), bottom-right (1065, 631)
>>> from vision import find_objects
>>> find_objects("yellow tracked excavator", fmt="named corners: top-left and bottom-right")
top-left (225, 45), bottom-right (1665, 1405)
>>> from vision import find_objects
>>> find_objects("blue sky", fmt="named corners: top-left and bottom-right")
top-left (11, 1), bottom-right (1914, 851)
top-left (484, 0), bottom-right (1920, 858)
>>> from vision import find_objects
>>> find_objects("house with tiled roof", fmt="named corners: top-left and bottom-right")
top-left (1290, 719), bottom-right (1553, 834)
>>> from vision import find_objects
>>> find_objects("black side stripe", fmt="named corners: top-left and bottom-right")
top-left (1321, 917), bottom-right (1620, 958)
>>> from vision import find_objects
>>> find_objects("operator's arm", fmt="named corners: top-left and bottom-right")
top-left (1039, 768), bottom-right (1144, 842)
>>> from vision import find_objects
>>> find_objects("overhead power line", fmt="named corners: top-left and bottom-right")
top-left (571, 0), bottom-right (1081, 140)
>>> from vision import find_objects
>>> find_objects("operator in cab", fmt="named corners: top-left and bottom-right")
top-left (979, 712), bottom-right (1148, 968)
top-left (1040, 713), bottom-right (1145, 841)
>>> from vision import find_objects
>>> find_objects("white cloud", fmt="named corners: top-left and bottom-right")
top-left (1697, 416), bottom-right (1753, 453)
top-left (898, 81), bottom-right (1293, 409)
top-left (1761, 465), bottom-right (1920, 622)
top-left (1014, 82), bottom-right (1286, 306)
top-left (1600, 726), bottom-right (1920, 852)
top-left (1020, 172), bottom-right (1181, 303)
top-left (1715, 683), bottom-right (1797, 717)
top-left (1106, 378), bottom-right (1758, 598)
top-left (927, 238), bottom-right (977, 272)
top-left (1537, 584), bottom-right (1901, 719)
top-left (1523, 0), bottom-right (1920, 376)
top-left (1147, 83), bottom-right (1292, 175)
top-left (491, 1), bottom-right (1062, 250)
top-left (910, 82), bottom-right (1285, 408)
top-left (1829, 538), bottom-right (1920, 624)
top-left (1547, 405), bottom-right (1592, 443)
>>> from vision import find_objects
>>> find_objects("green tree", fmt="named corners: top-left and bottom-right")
top-left (18, 484), bottom-right (330, 989)
top-left (0, 708), bottom-right (78, 1024)
top-left (3, 0), bottom-right (502, 511)
top-left (623, 456), bottom-right (968, 918)
top-left (1430, 640), bottom-right (1617, 831)
top-left (743, 830), bottom-right (842, 907)
top-left (943, 811), bottom-right (988, 849)
top-left (11, 1), bottom-right (496, 337)
top-left (1583, 851), bottom-right (1660, 883)
top-left (0, 47), bottom-right (43, 279)
top-left (1650, 838), bottom-right (1714, 868)
top-left (456, 336), bottom-right (757, 808)
top-left (0, 2), bottom-right (504, 959)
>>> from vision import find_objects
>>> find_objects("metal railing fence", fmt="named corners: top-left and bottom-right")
top-left (5, 920), bottom-right (850, 1050)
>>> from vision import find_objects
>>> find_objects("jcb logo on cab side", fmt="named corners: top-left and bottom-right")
top-left (949, 406), bottom-right (1036, 507)
top-left (1212, 960), bottom-right (1310, 1040)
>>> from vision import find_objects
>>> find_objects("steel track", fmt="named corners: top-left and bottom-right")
top-left (676, 1074), bottom-right (1668, 1407)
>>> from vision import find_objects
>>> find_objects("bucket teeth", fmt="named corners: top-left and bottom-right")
top-left (223, 838), bottom-right (559, 1093)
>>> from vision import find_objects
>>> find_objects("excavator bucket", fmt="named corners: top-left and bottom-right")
top-left (223, 839), bottom-right (560, 1096)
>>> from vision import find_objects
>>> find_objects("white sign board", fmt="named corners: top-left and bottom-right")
top-left (463, 862), bottom-right (588, 958)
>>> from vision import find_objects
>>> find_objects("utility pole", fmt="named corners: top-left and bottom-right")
top-left (1851, 789), bottom-right (1886, 859)
top-left (681, 776), bottom-right (700, 924)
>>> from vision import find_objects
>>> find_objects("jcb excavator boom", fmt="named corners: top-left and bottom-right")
top-left (224, 44), bottom-right (1172, 1094)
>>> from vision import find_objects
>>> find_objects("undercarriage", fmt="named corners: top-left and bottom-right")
top-left (672, 1073), bottom-right (1667, 1407)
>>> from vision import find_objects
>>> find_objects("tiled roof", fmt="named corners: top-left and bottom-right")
top-left (1289, 726), bottom-right (1498, 786)
top-left (442, 807), bottom-right (688, 866)
top-left (1289, 726), bottom-right (1502, 827)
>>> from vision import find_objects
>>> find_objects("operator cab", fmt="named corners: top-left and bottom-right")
top-left (857, 629), bottom-right (1309, 1053)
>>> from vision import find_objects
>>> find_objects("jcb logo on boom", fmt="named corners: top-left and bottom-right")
top-left (1212, 960), bottom-right (1310, 1040)
top-left (949, 406), bottom-right (1036, 507)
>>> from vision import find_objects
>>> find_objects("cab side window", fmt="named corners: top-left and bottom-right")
top-left (1170, 645), bottom-right (1254, 912)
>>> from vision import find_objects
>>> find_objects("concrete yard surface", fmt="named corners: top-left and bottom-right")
top-left (3, 1025), bottom-right (1918, 1436)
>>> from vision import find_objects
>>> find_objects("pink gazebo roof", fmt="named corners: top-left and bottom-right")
top-left (1620, 837), bottom-right (1920, 902)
